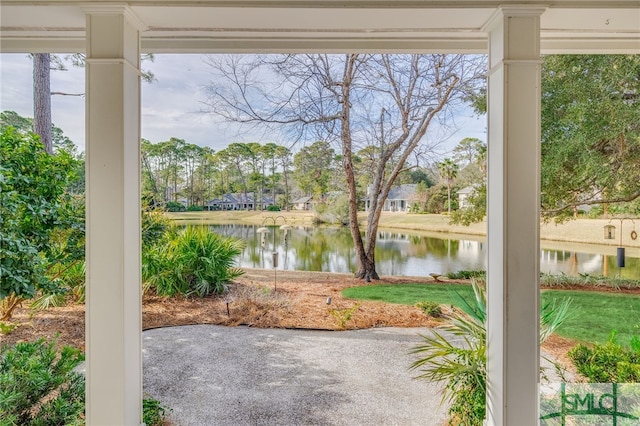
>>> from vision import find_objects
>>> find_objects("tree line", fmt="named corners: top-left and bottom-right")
top-left (140, 137), bottom-right (440, 212)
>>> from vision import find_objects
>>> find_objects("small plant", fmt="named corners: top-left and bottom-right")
top-left (0, 321), bottom-right (17, 335)
top-left (569, 331), bottom-right (640, 383)
top-left (143, 397), bottom-right (171, 426)
top-left (415, 301), bottom-right (442, 317)
top-left (329, 303), bottom-right (360, 329)
top-left (266, 205), bottom-right (281, 211)
top-left (0, 338), bottom-right (85, 425)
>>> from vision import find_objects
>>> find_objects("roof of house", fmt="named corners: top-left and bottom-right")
top-left (292, 196), bottom-right (313, 204)
top-left (387, 184), bottom-right (418, 200)
top-left (458, 185), bottom-right (478, 195)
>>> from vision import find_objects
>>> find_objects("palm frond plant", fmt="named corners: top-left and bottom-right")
top-left (410, 279), bottom-right (571, 426)
top-left (143, 226), bottom-right (245, 297)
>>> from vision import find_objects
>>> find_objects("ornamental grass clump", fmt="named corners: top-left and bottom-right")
top-left (410, 279), bottom-right (571, 426)
top-left (143, 226), bottom-right (245, 297)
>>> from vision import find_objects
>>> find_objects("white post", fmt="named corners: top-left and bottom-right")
top-left (84, 6), bottom-right (145, 425)
top-left (484, 7), bottom-right (544, 425)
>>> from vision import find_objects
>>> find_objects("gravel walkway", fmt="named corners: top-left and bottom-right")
top-left (143, 325), bottom-right (447, 426)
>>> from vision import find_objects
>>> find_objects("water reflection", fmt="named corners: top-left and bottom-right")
top-left (204, 224), bottom-right (640, 279)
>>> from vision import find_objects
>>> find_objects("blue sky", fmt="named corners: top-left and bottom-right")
top-left (0, 53), bottom-right (486, 156)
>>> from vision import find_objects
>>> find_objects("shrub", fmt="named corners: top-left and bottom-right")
top-left (446, 270), bottom-right (486, 280)
top-left (0, 338), bottom-right (85, 425)
top-left (143, 226), bottom-right (245, 297)
top-left (415, 301), bottom-right (442, 317)
top-left (0, 127), bottom-right (78, 304)
top-left (143, 397), bottom-right (171, 426)
top-left (266, 205), bottom-right (281, 211)
top-left (410, 279), bottom-right (570, 426)
top-left (540, 272), bottom-right (640, 290)
top-left (186, 204), bottom-right (204, 212)
top-left (164, 201), bottom-right (186, 212)
top-left (569, 331), bottom-right (640, 383)
top-left (142, 207), bottom-right (172, 250)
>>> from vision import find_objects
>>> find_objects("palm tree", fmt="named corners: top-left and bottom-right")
top-left (438, 158), bottom-right (459, 214)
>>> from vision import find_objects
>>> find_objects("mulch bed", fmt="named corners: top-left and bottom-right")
top-left (3, 268), bottom-right (631, 375)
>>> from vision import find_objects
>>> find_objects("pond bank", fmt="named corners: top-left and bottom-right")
top-left (166, 211), bottom-right (640, 254)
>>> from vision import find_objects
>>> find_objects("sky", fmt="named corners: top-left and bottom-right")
top-left (0, 53), bottom-right (487, 157)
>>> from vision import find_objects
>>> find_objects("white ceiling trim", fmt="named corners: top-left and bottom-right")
top-left (1, 2), bottom-right (638, 54)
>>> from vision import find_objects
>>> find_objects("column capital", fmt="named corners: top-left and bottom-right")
top-left (81, 3), bottom-right (148, 31)
top-left (482, 5), bottom-right (547, 33)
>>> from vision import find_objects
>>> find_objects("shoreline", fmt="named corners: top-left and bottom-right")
top-left (166, 211), bottom-right (640, 255)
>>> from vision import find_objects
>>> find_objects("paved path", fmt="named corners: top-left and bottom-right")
top-left (143, 325), bottom-right (447, 426)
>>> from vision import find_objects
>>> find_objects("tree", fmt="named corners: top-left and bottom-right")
top-left (31, 53), bottom-right (155, 156)
top-left (217, 143), bottom-right (254, 208)
top-left (204, 54), bottom-right (484, 279)
top-left (438, 158), bottom-right (459, 215)
top-left (33, 54), bottom-right (53, 153)
top-left (452, 137), bottom-right (485, 168)
top-left (0, 127), bottom-right (77, 315)
top-left (293, 141), bottom-right (336, 199)
top-left (540, 55), bottom-right (640, 220)
top-left (467, 55), bottom-right (640, 222)
top-left (274, 145), bottom-right (293, 210)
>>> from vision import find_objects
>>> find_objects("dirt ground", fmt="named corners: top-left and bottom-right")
top-left (0, 269), bottom-right (587, 370)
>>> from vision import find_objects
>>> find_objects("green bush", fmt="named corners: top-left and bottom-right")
top-left (0, 339), bottom-right (171, 426)
top-left (143, 226), bottom-right (245, 297)
top-left (569, 332), bottom-right (640, 383)
top-left (0, 339), bottom-right (85, 425)
top-left (143, 397), bottom-right (171, 426)
top-left (186, 204), bottom-right (204, 212)
top-left (446, 270), bottom-right (486, 280)
top-left (164, 201), bottom-right (186, 212)
top-left (142, 207), bottom-right (172, 250)
top-left (540, 272), bottom-right (640, 290)
top-left (266, 205), bottom-right (281, 211)
top-left (411, 280), bottom-right (570, 426)
top-left (0, 127), bottom-right (78, 301)
top-left (415, 301), bottom-right (442, 317)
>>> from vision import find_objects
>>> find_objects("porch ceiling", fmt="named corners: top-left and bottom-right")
top-left (1, 1), bottom-right (639, 54)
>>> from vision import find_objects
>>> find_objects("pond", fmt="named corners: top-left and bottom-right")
top-left (205, 224), bottom-right (640, 279)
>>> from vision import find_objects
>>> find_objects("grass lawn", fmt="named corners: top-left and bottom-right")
top-left (343, 284), bottom-right (640, 346)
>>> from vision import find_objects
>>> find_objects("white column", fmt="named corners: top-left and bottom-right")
top-left (84, 6), bottom-right (145, 425)
top-left (484, 7), bottom-right (544, 426)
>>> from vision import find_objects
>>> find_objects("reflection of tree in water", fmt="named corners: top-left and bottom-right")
top-left (198, 224), bottom-right (640, 279)
top-left (289, 227), bottom-right (355, 272)
top-left (567, 252), bottom-right (579, 275)
top-left (604, 254), bottom-right (640, 279)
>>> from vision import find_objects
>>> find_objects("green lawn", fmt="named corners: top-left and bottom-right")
top-left (342, 284), bottom-right (640, 345)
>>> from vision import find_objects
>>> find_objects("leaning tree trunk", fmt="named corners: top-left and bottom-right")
top-left (340, 54), bottom-right (379, 281)
top-left (33, 53), bottom-right (53, 154)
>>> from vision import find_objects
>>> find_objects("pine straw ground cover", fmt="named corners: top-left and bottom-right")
top-left (0, 269), bottom-right (443, 351)
top-left (0, 268), bottom-right (619, 373)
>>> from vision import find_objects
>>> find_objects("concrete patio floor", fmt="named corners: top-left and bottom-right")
top-left (143, 325), bottom-right (448, 426)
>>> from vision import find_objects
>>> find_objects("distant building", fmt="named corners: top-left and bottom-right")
top-left (365, 184), bottom-right (417, 212)
top-left (207, 192), bottom-right (274, 210)
top-left (292, 196), bottom-right (314, 211)
top-left (457, 186), bottom-right (477, 209)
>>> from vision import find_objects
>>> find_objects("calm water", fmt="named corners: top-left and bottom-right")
top-left (206, 224), bottom-right (640, 279)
